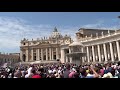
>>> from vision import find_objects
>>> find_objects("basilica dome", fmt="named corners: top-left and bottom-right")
top-left (51, 27), bottom-right (62, 38)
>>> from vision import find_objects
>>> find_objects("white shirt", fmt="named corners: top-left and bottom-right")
top-left (7, 68), bottom-right (10, 72)
top-left (25, 67), bottom-right (32, 78)
top-left (48, 70), bottom-right (53, 74)
top-left (14, 77), bottom-right (18, 78)
top-left (27, 67), bottom-right (32, 75)
top-left (58, 70), bottom-right (61, 74)
top-left (53, 69), bottom-right (56, 73)
top-left (86, 73), bottom-right (94, 78)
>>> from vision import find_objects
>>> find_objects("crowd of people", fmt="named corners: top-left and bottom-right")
top-left (0, 62), bottom-right (120, 78)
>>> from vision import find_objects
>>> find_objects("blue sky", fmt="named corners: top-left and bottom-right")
top-left (0, 12), bottom-right (120, 53)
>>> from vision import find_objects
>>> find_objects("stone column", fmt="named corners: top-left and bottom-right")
top-left (36, 49), bottom-right (38, 60)
top-left (81, 47), bottom-right (84, 63)
top-left (86, 46), bottom-right (90, 63)
top-left (110, 42), bottom-right (114, 62)
top-left (20, 50), bottom-right (23, 61)
top-left (103, 43), bottom-right (108, 62)
top-left (38, 49), bottom-right (40, 60)
top-left (61, 49), bottom-right (65, 63)
top-left (46, 48), bottom-right (48, 60)
top-left (41, 49), bottom-right (43, 61)
top-left (69, 48), bottom-right (72, 63)
top-left (84, 57), bottom-right (86, 63)
top-left (31, 49), bottom-right (33, 61)
top-left (82, 57), bottom-right (84, 63)
top-left (66, 56), bottom-right (68, 63)
top-left (97, 44), bottom-right (101, 63)
top-left (92, 45), bottom-right (95, 62)
top-left (26, 49), bottom-right (29, 62)
top-left (52, 48), bottom-right (54, 60)
top-left (49, 48), bottom-right (52, 60)
top-left (56, 48), bottom-right (59, 59)
top-left (116, 41), bottom-right (120, 61)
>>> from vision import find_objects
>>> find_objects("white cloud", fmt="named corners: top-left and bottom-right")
top-left (82, 19), bottom-right (104, 29)
top-left (0, 16), bottom-right (77, 53)
top-left (60, 26), bottom-right (79, 37)
top-left (1, 17), bottom-right (120, 53)
top-left (0, 16), bottom-right (54, 53)
top-left (82, 19), bottom-right (120, 30)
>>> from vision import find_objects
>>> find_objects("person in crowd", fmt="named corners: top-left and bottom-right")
top-left (13, 68), bottom-right (22, 78)
top-left (86, 65), bottom-right (100, 78)
top-left (63, 64), bottom-right (71, 78)
top-left (79, 68), bottom-right (87, 78)
top-left (25, 64), bottom-right (33, 78)
top-left (31, 69), bottom-right (41, 78)
top-left (38, 67), bottom-right (47, 78)
top-left (0, 61), bottom-right (120, 78)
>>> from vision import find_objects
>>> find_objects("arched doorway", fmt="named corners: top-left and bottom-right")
top-left (23, 54), bottom-right (26, 62)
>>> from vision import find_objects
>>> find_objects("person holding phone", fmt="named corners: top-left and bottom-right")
top-left (86, 65), bottom-right (99, 78)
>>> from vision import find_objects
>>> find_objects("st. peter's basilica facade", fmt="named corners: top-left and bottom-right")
top-left (20, 27), bottom-right (120, 64)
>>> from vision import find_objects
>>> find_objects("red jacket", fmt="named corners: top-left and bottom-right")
top-left (32, 75), bottom-right (41, 78)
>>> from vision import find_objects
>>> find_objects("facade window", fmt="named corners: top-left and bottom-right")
top-left (33, 49), bottom-right (37, 61)
top-left (53, 55), bottom-right (56, 60)
top-left (40, 57), bottom-right (41, 60)
top-left (23, 43), bottom-right (25, 45)
top-left (23, 54), bottom-right (26, 62)
top-left (48, 57), bottom-right (50, 60)
top-left (34, 56), bottom-right (36, 61)
top-left (67, 50), bottom-right (69, 53)
top-left (43, 55), bottom-right (46, 60)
